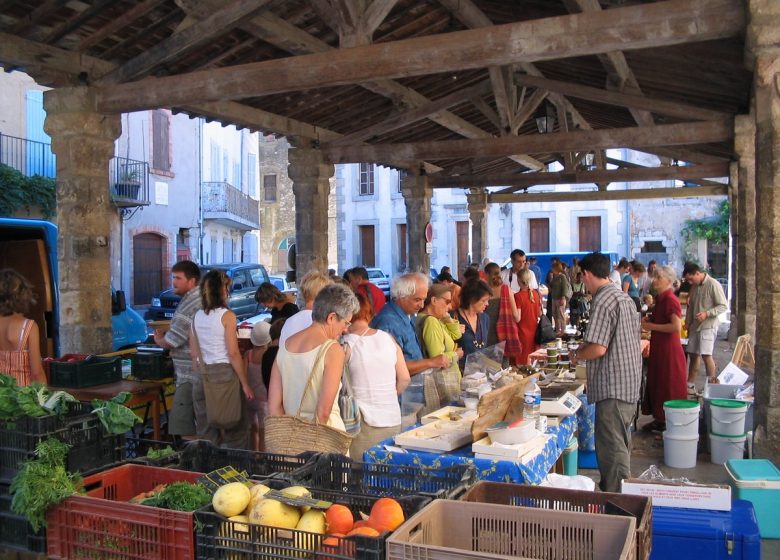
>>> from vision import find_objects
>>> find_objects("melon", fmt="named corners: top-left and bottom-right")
top-left (212, 482), bottom-right (251, 518)
top-left (249, 498), bottom-right (301, 529)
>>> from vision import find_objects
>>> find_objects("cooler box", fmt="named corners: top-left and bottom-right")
top-left (651, 499), bottom-right (760, 560)
top-left (726, 458), bottom-right (780, 538)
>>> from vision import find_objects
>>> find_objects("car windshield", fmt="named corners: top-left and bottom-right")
top-left (368, 270), bottom-right (384, 279)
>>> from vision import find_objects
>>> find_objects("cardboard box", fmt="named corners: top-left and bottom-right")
top-left (621, 478), bottom-right (731, 511)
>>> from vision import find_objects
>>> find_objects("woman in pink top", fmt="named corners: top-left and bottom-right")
top-left (0, 269), bottom-right (45, 386)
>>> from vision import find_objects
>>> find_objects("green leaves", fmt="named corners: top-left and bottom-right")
top-left (91, 391), bottom-right (140, 434)
top-left (0, 376), bottom-right (77, 420)
top-left (681, 200), bottom-right (730, 243)
top-left (141, 482), bottom-right (211, 512)
top-left (0, 164), bottom-right (56, 219)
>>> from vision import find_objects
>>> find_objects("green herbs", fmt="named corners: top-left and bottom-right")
top-left (0, 375), bottom-right (77, 420)
top-left (141, 482), bottom-right (211, 512)
top-left (91, 391), bottom-right (140, 434)
top-left (10, 438), bottom-right (82, 532)
top-left (146, 445), bottom-right (176, 460)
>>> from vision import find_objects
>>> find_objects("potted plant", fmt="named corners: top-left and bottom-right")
top-left (113, 169), bottom-right (141, 199)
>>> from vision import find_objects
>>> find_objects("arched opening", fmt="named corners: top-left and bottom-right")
top-left (276, 235), bottom-right (294, 273)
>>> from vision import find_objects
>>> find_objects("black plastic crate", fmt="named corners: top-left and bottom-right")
top-left (48, 355), bottom-right (122, 388)
top-left (125, 436), bottom-right (181, 467)
top-left (0, 486), bottom-right (47, 554)
top-left (0, 402), bottom-right (125, 485)
top-left (178, 440), bottom-right (313, 479)
top-left (195, 478), bottom-right (430, 560)
top-left (290, 453), bottom-right (476, 499)
top-left (130, 352), bottom-right (174, 380)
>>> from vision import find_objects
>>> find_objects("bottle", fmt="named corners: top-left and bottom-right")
top-left (523, 376), bottom-right (541, 426)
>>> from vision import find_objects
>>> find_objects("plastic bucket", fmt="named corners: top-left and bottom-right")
top-left (562, 436), bottom-right (578, 476)
top-left (710, 433), bottom-right (746, 465)
top-left (664, 400), bottom-right (700, 437)
top-left (711, 399), bottom-right (748, 436)
top-left (663, 431), bottom-right (698, 469)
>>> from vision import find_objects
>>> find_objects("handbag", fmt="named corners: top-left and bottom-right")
top-left (192, 325), bottom-right (243, 430)
top-left (339, 344), bottom-right (362, 436)
top-left (535, 314), bottom-right (557, 344)
top-left (265, 340), bottom-right (353, 455)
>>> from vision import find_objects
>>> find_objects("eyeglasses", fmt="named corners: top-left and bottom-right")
top-left (343, 320), bottom-right (352, 328)
top-left (439, 298), bottom-right (452, 305)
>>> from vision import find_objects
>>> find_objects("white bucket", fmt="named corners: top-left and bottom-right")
top-left (663, 431), bottom-right (699, 469)
top-left (710, 433), bottom-right (746, 465)
top-left (663, 401), bottom-right (700, 438)
top-left (711, 399), bottom-right (748, 436)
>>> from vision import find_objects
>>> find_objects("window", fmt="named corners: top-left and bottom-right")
top-left (249, 266), bottom-right (269, 286)
top-left (209, 142), bottom-right (220, 181)
top-left (223, 238), bottom-right (233, 262)
top-left (151, 110), bottom-right (171, 172)
top-left (247, 154), bottom-right (257, 197)
top-left (264, 175), bottom-right (277, 202)
top-left (232, 162), bottom-right (241, 188)
top-left (231, 270), bottom-right (251, 290)
top-left (396, 224), bottom-right (408, 272)
top-left (359, 163), bottom-right (374, 196)
top-left (578, 217), bottom-right (602, 252)
top-left (529, 218), bottom-right (550, 253)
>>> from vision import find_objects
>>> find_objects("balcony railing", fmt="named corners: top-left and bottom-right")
top-left (110, 156), bottom-right (150, 208)
top-left (202, 181), bottom-right (259, 230)
top-left (0, 132), bottom-right (56, 178)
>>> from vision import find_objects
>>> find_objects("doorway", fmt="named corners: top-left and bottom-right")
top-left (133, 233), bottom-right (164, 306)
top-left (359, 225), bottom-right (375, 267)
top-left (578, 217), bottom-right (602, 252)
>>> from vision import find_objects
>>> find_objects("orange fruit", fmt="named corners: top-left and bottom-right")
top-left (367, 497), bottom-right (405, 532)
top-left (346, 526), bottom-right (380, 538)
top-left (325, 504), bottom-right (354, 535)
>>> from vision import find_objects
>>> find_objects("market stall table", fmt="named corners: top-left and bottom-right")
top-left (50, 379), bottom-right (168, 440)
top-left (364, 414), bottom-right (576, 484)
top-left (527, 338), bottom-right (650, 364)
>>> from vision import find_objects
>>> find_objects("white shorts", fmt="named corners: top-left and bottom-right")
top-left (687, 326), bottom-right (717, 356)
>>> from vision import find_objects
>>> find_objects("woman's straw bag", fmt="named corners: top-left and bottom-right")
top-left (265, 340), bottom-right (352, 455)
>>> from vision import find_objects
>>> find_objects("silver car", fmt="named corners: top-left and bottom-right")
top-left (365, 267), bottom-right (390, 296)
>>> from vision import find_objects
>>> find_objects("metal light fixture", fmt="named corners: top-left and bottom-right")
top-left (535, 101), bottom-right (556, 134)
top-left (581, 152), bottom-right (595, 170)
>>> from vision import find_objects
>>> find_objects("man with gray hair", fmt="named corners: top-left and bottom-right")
top-left (371, 272), bottom-right (449, 375)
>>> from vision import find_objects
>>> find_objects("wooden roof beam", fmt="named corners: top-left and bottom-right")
top-left (75, 0), bottom-right (165, 52)
top-left (489, 184), bottom-right (728, 204)
top-left (96, 0), bottom-right (745, 112)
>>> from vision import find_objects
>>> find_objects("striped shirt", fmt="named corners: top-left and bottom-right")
top-left (163, 287), bottom-right (202, 384)
top-left (584, 282), bottom-right (642, 404)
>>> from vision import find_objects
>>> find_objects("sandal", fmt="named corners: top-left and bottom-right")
top-left (641, 420), bottom-right (664, 433)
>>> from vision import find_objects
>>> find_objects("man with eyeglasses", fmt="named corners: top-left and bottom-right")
top-left (371, 272), bottom-right (450, 375)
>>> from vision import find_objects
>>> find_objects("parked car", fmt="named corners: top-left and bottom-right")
top-left (268, 275), bottom-right (297, 296)
top-left (366, 267), bottom-right (390, 296)
top-left (146, 263), bottom-right (270, 321)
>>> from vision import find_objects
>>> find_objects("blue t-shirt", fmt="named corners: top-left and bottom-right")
top-left (370, 301), bottom-right (423, 361)
top-left (622, 273), bottom-right (640, 298)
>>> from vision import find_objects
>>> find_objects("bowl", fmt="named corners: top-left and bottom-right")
top-left (487, 419), bottom-right (538, 445)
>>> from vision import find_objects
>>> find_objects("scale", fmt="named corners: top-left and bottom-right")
top-left (539, 386), bottom-right (582, 416)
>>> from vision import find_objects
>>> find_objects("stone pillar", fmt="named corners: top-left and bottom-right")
top-left (288, 148), bottom-right (333, 280)
top-left (466, 188), bottom-right (488, 266)
top-left (733, 114), bottom-right (757, 341)
top-left (400, 172), bottom-right (432, 274)
top-left (43, 87), bottom-right (120, 354)
top-left (747, 0), bottom-right (780, 463)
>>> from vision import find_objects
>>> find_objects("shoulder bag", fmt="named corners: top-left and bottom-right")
top-left (339, 343), bottom-right (362, 435)
top-left (191, 323), bottom-right (243, 430)
top-left (265, 340), bottom-right (353, 455)
top-left (535, 314), bottom-right (557, 344)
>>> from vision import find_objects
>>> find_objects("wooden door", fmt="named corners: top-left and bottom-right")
top-left (456, 221), bottom-right (469, 278)
top-left (578, 217), bottom-right (602, 251)
top-left (359, 225), bottom-right (375, 267)
top-left (133, 233), bottom-right (164, 306)
top-left (529, 218), bottom-right (550, 253)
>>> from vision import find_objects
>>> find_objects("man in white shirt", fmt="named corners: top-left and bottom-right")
top-left (500, 249), bottom-right (539, 292)
top-left (609, 258), bottom-right (630, 286)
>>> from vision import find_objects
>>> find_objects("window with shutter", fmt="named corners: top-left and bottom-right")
top-left (264, 175), bottom-right (277, 202)
top-left (359, 163), bottom-right (374, 195)
top-left (151, 110), bottom-right (171, 173)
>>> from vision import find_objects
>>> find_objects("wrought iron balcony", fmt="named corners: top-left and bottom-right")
top-left (0, 132), bottom-right (56, 178)
top-left (110, 157), bottom-right (150, 208)
top-left (202, 181), bottom-right (259, 230)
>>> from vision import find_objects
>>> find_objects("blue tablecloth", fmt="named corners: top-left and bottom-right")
top-left (363, 415), bottom-right (576, 485)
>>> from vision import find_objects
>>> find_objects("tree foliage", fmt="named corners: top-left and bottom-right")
top-left (681, 199), bottom-right (730, 244)
top-left (0, 164), bottom-right (57, 219)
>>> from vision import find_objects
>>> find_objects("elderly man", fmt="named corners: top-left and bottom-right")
top-left (683, 262), bottom-right (728, 389)
top-left (500, 249), bottom-right (539, 292)
top-left (371, 272), bottom-right (449, 374)
top-left (571, 252), bottom-right (642, 493)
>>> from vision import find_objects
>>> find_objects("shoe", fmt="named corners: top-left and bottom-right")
top-left (687, 384), bottom-right (697, 398)
top-left (641, 420), bottom-right (665, 433)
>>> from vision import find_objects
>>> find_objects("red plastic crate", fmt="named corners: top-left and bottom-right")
top-left (46, 464), bottom-right (203, 560)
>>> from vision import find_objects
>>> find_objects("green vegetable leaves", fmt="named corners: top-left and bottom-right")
top-left (0, 376), bottom-right (77, 420)
top-left (146, 445), bottom-right (176, 460)
top-left (141, 482), bottom-right (211, 512)
top-left (91, 392), bottom-right (140, 434)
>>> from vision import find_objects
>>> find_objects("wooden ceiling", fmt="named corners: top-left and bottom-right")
top-left (0, 0), bottom-right (751, 194)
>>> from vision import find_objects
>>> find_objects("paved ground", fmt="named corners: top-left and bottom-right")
top-left (576, 323), bottom-right (779, 556)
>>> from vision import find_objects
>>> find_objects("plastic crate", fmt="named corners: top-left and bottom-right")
top-left (387, 499), bottom-right (637, 560)
top-left (0, 401), bottom-right (125, 485)
top-left (130, 351), bottom-right (173, 380)
top-left (46, 464), bottom-right (204, 560)
top-left (290, 453), bottom-right (476, 499)
top-left (42, 353), bottom-right (89, 377)
top-left (462, 480), bottom-right (652, 560)
top-left (125, 436), bottom-right (182, 467)
top-left (48, 355), bottom-right (122, 388)
top-left (178, 439), bottom-right (312, 478)
top-left (196, 478), bottom-right (430, 560)
top-left (0, 485), bottom-right (47, 554)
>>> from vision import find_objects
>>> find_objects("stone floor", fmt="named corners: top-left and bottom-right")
top-left (576, 324), bottom-right (779, 557)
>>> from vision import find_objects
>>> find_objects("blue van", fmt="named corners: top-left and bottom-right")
top-left (502, 251), bottom-right (621, 285)
top-left (0, 218), bottom-right (148, 357)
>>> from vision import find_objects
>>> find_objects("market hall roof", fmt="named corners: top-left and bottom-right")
top-left (0, 0), bottom-right (750, 194)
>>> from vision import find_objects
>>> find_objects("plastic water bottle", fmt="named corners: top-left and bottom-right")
top-left (523, 377), bottom-right (541, 426)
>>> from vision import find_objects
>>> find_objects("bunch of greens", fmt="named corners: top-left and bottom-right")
top-left (91, 392), bottom-right (140, 434)
top-left (10, 438), bottom-right (82, 532)
top-left (0, 375), bottom-right (77, 420)
top-left (141, 482), bottom-right (211, 512)
top-left (146, 445), bottom-right (176, 460)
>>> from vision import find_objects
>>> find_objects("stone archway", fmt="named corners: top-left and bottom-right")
top-left (275, 234), bottom-right (295, 274)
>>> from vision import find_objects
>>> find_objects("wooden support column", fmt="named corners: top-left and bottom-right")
top-left (288, 148), bottom-right (333, 280)
top-left (747, 0), bottom-right (780, 463)
top-left (43, 87), bottom-right (121, 354)
top-left (733, 114), bottom-right (757, 341)
top-left (401, 172), bottom-right (432, 275)
top-left (466, 188), bottom-right (488, 266)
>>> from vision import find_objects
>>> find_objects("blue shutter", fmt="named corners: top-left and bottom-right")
top-left (25, 90), bottom-right (56, 178)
